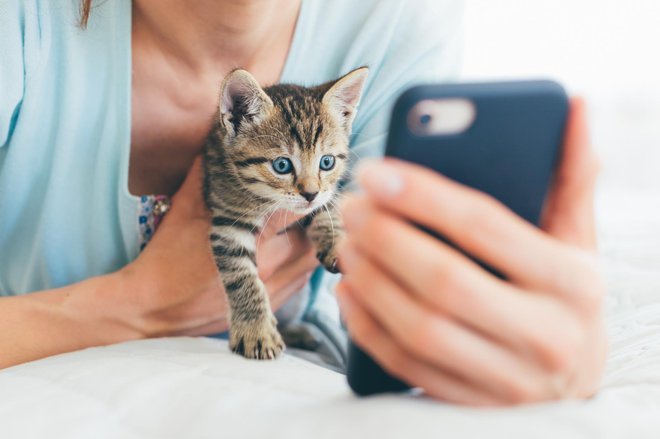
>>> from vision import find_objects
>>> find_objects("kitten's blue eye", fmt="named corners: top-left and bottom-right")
top-left (319, 155), bottom-right (335, 171)
top-left (272, 157), bottom-right (293, 174)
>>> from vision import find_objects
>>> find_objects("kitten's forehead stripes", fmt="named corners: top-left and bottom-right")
top-left (312, 123), bottom-right (323, 147)
top-left (265, 84), bottom-right (326, 150)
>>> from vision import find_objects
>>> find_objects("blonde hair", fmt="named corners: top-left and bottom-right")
top-left (80, 0), bottom-right (92, 28)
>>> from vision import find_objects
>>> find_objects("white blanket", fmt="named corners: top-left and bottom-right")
top-left (2, 98), bottom-right (660, 438)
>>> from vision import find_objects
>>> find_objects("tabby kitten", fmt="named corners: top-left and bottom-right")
top-left (203, 67), bottom-right (369, 360)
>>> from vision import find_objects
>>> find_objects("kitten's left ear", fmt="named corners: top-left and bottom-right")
top-left (219, 69), bottom-right (274, 137)
top-left (322, 67), bottom-right (369, 131)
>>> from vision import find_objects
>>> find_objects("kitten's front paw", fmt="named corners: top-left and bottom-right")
top-left (317, 249), bottom-right (341, 274)
top-left (230, 317), bottom-right (285, 360)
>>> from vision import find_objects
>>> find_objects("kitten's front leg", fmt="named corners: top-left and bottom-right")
top-left (306, 202), bottom-right (345, 273)
top-left (209, 214), bottom-right (284, 359)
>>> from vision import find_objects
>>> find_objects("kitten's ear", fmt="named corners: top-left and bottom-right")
top-left (322, 67), bottom-right (369, 131)
top-left (219, 69), bottom-right (273, 136)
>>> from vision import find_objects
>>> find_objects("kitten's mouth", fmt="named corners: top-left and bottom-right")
top-left (287, 198), bottom-right (325, 215)
top-left (290, 202), bottom-right (318, 214)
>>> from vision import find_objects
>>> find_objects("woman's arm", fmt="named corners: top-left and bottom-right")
top-left (337, 99), bottom-right (607, 405)
top-left (0, 158), bottom-right (318, 369)
top-left (0, 274), bottom-right (139, 369)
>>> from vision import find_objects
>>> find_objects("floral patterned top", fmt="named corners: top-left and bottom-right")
top-left (137, 195), bottom-right (171, 251)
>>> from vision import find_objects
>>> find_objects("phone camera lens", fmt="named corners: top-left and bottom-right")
top-left (420, 114), bottom-right (432, 125)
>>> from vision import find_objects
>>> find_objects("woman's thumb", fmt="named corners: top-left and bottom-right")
top-left (170, 156), bottom-right (208, 220)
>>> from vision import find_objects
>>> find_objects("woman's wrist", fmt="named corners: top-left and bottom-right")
top-left (113, 261), bottom-right (197, 339)
top-left (49, 271), bottom-right (148, 345)
top-left (0, 273), bottom-right (145, 369)
top-left (78, 273), bottom-right (147, 343)
top-left (103, 265), bottom-right (161, 339)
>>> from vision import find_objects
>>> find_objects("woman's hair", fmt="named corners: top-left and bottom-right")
top-left (80, 0), bottom-right (92, 28)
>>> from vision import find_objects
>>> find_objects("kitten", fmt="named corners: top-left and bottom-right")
top-left (203, 67), bottom-right (369, 360)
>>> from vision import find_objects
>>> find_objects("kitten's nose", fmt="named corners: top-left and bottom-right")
top-left (300, 191), bottom-right (318, 202)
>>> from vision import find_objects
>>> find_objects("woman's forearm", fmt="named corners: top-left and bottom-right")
top-left (0, 274), bottom-right (143, 369)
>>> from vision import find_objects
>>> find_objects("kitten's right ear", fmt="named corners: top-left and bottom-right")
top-left (219, 69), bottom-right (273, 136)
top-left (322, 67), bottom-right (369, 132)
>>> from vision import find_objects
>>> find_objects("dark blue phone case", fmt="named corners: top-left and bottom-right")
top-left (346, 80), bottom-right (569, 396)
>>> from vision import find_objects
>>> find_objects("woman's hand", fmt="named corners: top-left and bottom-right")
top-left (337, 99), bottom-right (607, 406)
top-left (120, 158), bottom-right (319, 338)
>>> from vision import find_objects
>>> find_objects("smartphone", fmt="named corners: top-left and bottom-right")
top-left (346, 80), bottom-right (569, 396)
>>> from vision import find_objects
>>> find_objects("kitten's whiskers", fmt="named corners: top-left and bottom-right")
top-left (226, 197), bottom-right (270, 232)
top-left (256, 201), bottom-right (283, 251)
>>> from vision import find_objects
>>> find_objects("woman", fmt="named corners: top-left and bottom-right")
top-left (0, 0), bottom-right (605, 405)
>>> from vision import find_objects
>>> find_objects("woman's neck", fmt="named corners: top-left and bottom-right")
top-left (129, 0), bottom-right (301, 196)
top-left (132, 0), bottom-right (301, 81)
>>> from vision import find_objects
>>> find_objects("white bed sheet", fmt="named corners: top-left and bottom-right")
top-left (2, 98), bottom-right (660, 438)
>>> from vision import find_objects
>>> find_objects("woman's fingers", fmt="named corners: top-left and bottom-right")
top-left (257, 225), bottom-right (313, 280)
top-left (541, 98), bottom-right (600, 251)
top-left (339, 203), bottom-right (584, 372)
top-left (257, 210), bottom-right (313, 285)
top-left (337, 282), bottom-right (502, 406)
top-left (337, 283), bottom-right (504, 406)
top-left (268, 271), bottom-right (313, 311)
top-left (339, 246), bottom-right (562, 403)
top-left (260, 210), bottom-right (307, 241)
top-left (350, 159), bottom-right (599, 307)
top-left (169, 156), bottom-right (209, 221)
top-left (264, 246), bottom-right (318, 310)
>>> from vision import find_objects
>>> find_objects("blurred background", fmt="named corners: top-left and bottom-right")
top-left (460, 0), bottom-right (660, 286)
top-left (461, 0), bottom-right (660, 194)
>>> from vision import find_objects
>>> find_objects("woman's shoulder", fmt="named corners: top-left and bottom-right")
top-left (302, 0), bottom-right (463, 51)
top-left (0, 0), bottom-right (131, 148)
top-left (290, 0), bottom-right (463, 83)
top-left (0, 0), bottom-right (131, 74)
top-left (0, 0), bottom-right (30, 147)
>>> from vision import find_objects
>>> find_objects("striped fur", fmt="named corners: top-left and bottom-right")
top-left (203, 67), bottom-right (368, 360)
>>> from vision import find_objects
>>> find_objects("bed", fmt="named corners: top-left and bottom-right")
top-left (1, 96), bottom-right (659, 438)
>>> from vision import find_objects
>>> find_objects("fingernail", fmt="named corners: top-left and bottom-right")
top-left (357, 159), bottom-right (405, 199)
